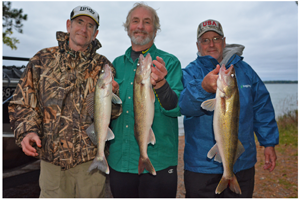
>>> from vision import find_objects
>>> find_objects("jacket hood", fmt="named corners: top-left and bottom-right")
top-left (220, 44), bottom-right (245, 66)
top-left (56, 31), bottom-right (102, 57)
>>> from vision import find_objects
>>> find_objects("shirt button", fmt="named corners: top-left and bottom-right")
top-left (126, 111), bottom-right (129, 113)
top-left (126, 125), bottom-right (128, 128)
top-left (131, 82), bottom-right (133, 85)
top-left (128, 96), bottom-right (131, 99)
top-left (134, 69), bottom-right (136, 71)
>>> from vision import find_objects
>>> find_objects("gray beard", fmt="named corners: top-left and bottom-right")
top-left (129, 32), bottom-right (155, 46)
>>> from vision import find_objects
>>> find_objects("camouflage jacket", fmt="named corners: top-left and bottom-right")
top-left (8, 31), bottom-right (122, 170)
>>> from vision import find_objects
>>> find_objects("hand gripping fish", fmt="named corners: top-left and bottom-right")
top-left (201, 64), bottom-right (245, 194)
top-left (133, 53), bottom-right (156, 176)
top-left (86, 64), bottom-right (122, 174)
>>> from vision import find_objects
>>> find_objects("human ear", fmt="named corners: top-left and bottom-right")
top-left (66, 19), bottom-right (71, 33)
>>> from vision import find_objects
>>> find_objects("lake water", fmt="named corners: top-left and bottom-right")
top-left (178, 83), bottom-right (298, 136)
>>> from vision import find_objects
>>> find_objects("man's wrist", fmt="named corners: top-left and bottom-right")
top-left (153, 78), bottom-right (166, 89)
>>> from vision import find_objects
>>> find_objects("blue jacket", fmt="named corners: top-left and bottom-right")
top-left (179, 46), bottom-right (279, 174)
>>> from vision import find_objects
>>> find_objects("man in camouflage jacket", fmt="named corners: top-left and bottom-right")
top-left (8, 5), bottom-right (121, 198)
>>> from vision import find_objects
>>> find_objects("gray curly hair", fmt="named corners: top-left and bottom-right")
top-left (123, 2), bottom-right (161, 32)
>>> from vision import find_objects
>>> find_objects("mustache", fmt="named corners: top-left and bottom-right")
top-left (133, 30), bottom-right (148, 34)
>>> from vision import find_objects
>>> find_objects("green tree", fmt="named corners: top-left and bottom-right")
top-left (2, 1), bottom-right (27, 50)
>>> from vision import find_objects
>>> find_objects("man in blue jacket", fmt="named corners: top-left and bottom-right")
top-left (178, 19), bottom-right (279, 198)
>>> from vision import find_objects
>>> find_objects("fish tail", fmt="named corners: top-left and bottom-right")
top-left (215, 177), bottom-right (229, 194)
top-left (215, 174), bottom-right (242, 195)
top-left (138, 156), bottom-right (156, 175)
top-left (229, 174), bottom-right (242, 194)
top-left (88, 155), bottom-right (110, 174)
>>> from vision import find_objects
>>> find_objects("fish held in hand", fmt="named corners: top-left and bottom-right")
top-left (134, 53), bottom-right (156, 176)
top-left (86, 64), bottom-right (122, 174)
top-left (201, 64), bottom-right (245, 194)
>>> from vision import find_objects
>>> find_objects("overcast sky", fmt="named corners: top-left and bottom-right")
top-left (2, 1), bottom-right (298, 81)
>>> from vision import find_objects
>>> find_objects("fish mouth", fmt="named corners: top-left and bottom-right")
top-left (218, 65), bottom-right (234, 94)
top-left (139, 53), bottom-right (152, 67)
top-left (100, 65), bottom-right (112, 84)
top-left (218, 65), bottom-right (227, 90)
top-left (222, 65), bottom-right (234, 75)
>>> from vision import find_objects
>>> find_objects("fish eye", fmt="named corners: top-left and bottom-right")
top-left (101, 69), bottom-right (104, 73)
top-left (231, 73), bottom-right (235, 78)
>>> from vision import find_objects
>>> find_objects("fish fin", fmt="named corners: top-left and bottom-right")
top-left (86, 92), bottom-right (95, 118)
top-left (88, 155), bottom-right (110, 174)
top-left (207, 144), bottom-right (222, 163)
top-left (229, 174), bottom-right (242, 194)
top-left (215, 175), bottom-right (242, 195)
top-left (151, 88), bottom-right (156, 103)
top-left (138, 156), bottom-right (156, 175)
top-left (111, 93), bottom-right (122, 104)
top-left (86, 123), bottom-right (97, 145)
top-left (148, 128), bottom-right (156, 145)
top-left (106, 127), bottom-right (115, 141)
top-left (214, 153), bottom-right (222, 163)
top-left (201, 99), bottom-right (216, 111)
top-left (234, 140), bottom-right (245, 163)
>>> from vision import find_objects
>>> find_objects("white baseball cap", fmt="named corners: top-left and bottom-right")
top-left (70, 5), bottom-right (99, 26)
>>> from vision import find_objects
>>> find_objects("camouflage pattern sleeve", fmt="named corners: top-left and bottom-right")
top-left (8, 56), bottom-right (43, 148)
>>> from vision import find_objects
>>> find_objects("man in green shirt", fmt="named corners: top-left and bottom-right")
top-left (107, 2), bottom-right (183, 198)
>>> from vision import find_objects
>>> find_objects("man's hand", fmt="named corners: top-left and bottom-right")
top-left (21, 132), bottom-right (41, 157)
top-left (151, 56), bottom-right (167, 89)
top-left (112, 78), bottom-right (119, 94)
top-left (263, 146), bottom-right (277, 172)
top-left (202, 64), bottom-right (221, 93)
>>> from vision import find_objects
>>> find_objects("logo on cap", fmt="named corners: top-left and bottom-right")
top-left (79, 6), bottom-right (95, 14)
top-left (202, 20), bottom-right (218, 27)
top-left (197, 19), bottom-right (224, 39)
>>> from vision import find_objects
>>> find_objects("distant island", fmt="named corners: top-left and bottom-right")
top-left (263, 80), bottom-right (298, 84)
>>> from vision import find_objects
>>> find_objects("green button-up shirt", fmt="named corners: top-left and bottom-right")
top-left (108, 44), bottom-right (183, 173)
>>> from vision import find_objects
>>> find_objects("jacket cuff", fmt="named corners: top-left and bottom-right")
top-left (15, 131), bottom-right (38, 148)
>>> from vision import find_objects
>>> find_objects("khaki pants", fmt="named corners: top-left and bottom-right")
top-left (39, 160), bottom-right (106, 198)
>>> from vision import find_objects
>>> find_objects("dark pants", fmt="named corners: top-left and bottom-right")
top-left (109, 166), bottom-right (177, 198)
top-left (184, 167), bottom-right (255, 198)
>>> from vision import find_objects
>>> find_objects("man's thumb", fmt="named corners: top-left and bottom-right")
top-left (212, 64), bottom-right (221, 74)
top-left (33, 137), bottom-right (42, 148)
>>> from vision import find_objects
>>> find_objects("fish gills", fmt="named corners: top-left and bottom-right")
top-left (201, 64), bottom-right (245, 194)
top-left (133, 53), bottom-right (156, 176)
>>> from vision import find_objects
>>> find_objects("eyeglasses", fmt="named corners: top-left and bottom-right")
top-left (198, 37), bottom-right (224, 45)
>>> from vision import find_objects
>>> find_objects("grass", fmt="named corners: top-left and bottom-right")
top-left (276, 110), bottom-right (298, 148)
top-left (254, 109), bottom-right (298, 154)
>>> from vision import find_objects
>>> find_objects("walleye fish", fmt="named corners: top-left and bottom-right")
top-left (133, 53), bottom-right (156, 176)
top-left (201, 64), bottom-right (245, 194)
top-left (86, 64), bottom-right (122, 174)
